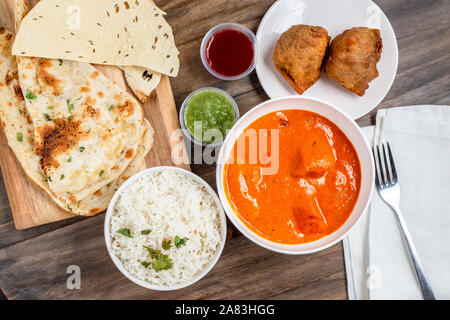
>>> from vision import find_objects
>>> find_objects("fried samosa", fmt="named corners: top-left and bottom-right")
top-left (325, 27), bottom-right (383, 96)
top-left (273, 25), bottom-right (330, 94)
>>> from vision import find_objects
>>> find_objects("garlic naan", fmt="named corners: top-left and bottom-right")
top-left (17, 56), bottom-right (146, 204)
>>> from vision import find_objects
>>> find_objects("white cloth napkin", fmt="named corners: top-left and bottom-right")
top-left (344, 105), bottom-right (450, 300)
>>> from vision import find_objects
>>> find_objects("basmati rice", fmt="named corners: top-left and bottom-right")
top-left (109, 169), bottom-right (222, 286)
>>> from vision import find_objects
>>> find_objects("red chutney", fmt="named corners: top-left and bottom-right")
top-left (224, 110), bottom-right (361, 244)
top-left (205, 29), bottom-right (254, 77)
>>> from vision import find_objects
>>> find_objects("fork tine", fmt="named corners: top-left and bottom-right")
top-left (382, 143), bottom-right (391, 185)
top-left (387, 142), bottom-right (398, 183)
top-left (372, 147), bottom-right (381, 188)
top-left (376, 145), bottom-right (386, 186)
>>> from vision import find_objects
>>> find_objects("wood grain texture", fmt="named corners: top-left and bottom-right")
top-left (0, 0), bottom-right (189, 229)
top-left (0, 212), bottom-right (346, 300)
top-left (0, 0), bottom-right (448, 300)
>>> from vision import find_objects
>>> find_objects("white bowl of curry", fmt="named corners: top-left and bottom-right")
top-left (216, 96), bottom-right (374, 254)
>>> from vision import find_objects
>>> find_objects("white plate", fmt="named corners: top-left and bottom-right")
top-left (256, 0), bottom-right (398, 119)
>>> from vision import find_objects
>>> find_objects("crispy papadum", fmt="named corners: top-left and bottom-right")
top-left (121, 66), bottom-right (161, 103)
top-left (12, 0), bottom-right (179, 77)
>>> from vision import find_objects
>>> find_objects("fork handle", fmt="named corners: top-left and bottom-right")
top-left (391, 205), bottom-right (436, 300)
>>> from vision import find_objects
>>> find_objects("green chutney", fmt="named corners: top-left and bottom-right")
top-left (184, 90), bottom-right (237, 143)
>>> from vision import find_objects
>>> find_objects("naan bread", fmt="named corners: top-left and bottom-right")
top-left (17, 56), bottom-right (146, 203)
top-left (77, 119), bottom-right (153, 214)
top-left (12, 0), bottom-right (179, 77)
top-left (0, 26), bottom-right (153, 215)
top-left (0, 27), bottom-right (43, 191)
top-left (121, 66), bottom-right (161, 103)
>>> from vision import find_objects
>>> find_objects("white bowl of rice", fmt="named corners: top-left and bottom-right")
top-left (104, 166), bottom-right (227, 291)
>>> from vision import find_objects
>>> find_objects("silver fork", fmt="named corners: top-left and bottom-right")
top-left (373, 142), bottom-right (436, 300)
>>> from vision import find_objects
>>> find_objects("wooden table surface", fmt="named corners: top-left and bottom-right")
top-left (0, 0), bottom-right (448, 300)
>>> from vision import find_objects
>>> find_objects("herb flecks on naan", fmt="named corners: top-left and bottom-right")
top-left (12, 0), bottom-right (180, 77)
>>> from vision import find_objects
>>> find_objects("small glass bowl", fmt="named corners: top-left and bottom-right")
top-left (179, 87), bottom-right (240, 147)
top-left (200, 22), bottom-right (258, 81)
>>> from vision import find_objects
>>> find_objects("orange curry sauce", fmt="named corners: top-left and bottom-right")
top-left (224, 110), bottom-right (361, 244)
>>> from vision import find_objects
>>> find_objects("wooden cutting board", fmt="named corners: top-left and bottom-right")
top-left (0, 0), bottom-right (189, 230)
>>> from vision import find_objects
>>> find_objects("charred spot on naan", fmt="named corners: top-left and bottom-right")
top-left (0, 27), bottom-right (12, 41)
top-left (18, 56), bottom-right (38, 71)
top-left (14, 84), bottom-right (24, 102)
top-left (36, 118), bottom-right (87, 171)
top-left (82, 95), bottom-right (101, 119)
top-left (5, 70), bottom-right (18, 86)
top-left (84, 104), bottom-right (100, 119)
top-left (22, 107), bottom-right (32, 124)
top-left (4, 70), bottom-right (24, 102)
top-left (117, 99), bottom-right (136, 117)
top-left (125, 148), bottom-right (134, 159)
top-left (36, 58), bottom-right (63, 96)
top-left (88, 208), bottom-right (102, 215)
top-left (68, 195), bottom-right (77, 203)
